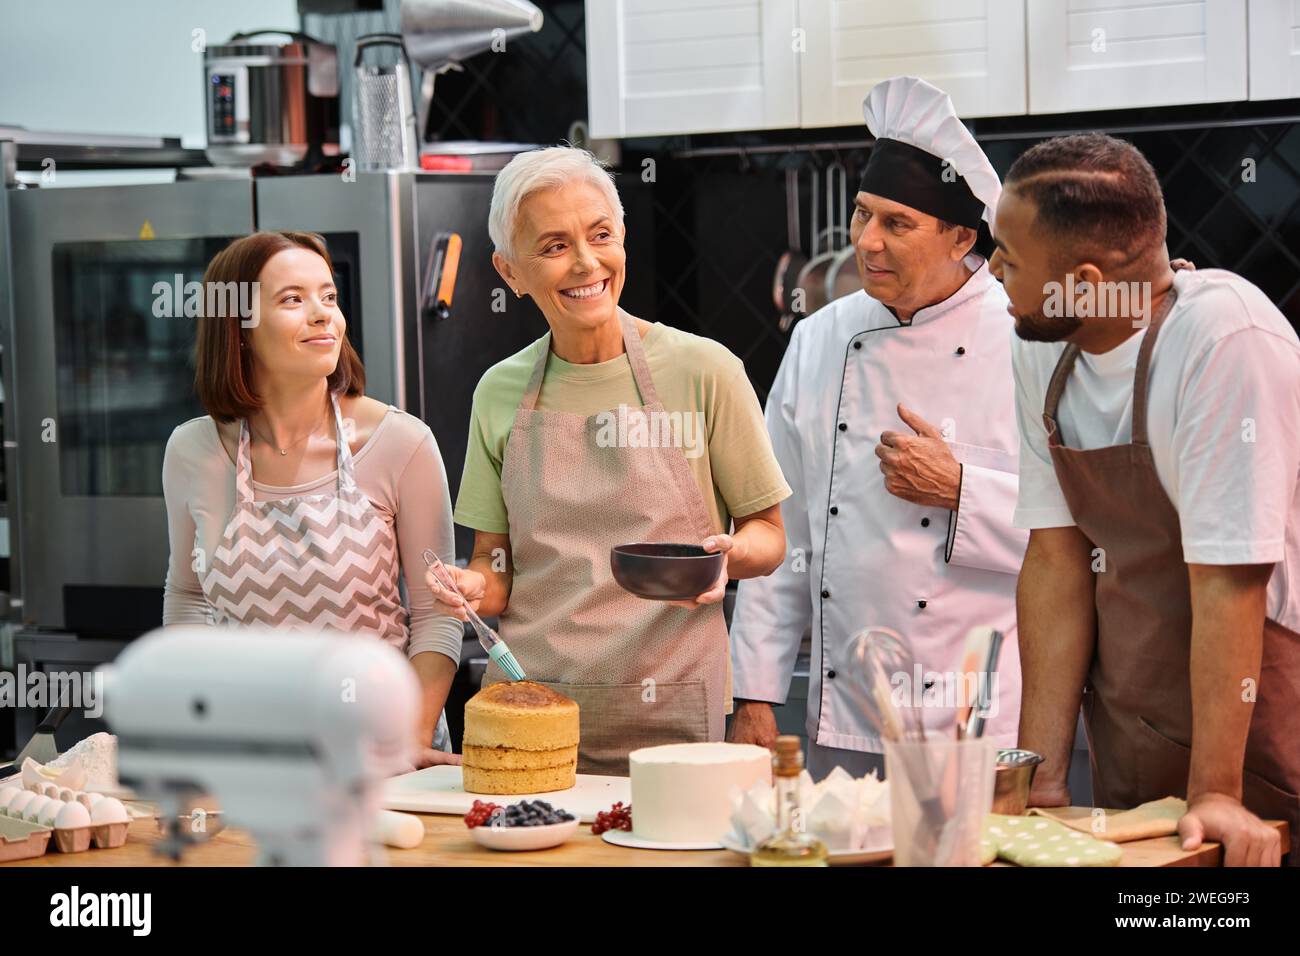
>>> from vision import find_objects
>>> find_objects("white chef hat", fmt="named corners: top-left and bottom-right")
top-left (860, 76), bottom-right (1002, 234)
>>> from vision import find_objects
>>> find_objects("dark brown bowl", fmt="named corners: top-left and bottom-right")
top-left (610, 543), bottom-right (724, 601)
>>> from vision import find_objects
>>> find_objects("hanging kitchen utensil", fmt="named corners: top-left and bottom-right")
top-left (422, 550), bottom-right (527, 681)
top-left (773, 167), bottom-right (809, 330)
top-left (788, 167), bottom-right (822, 331)
top-left (354, 33), bottom-right (420, 171)
top-left (782, 166), bottom-right (820, 333)
top-left (795, 161), bottom-right (850, 318)
top-left (825, 185), bottom-right (863, 304)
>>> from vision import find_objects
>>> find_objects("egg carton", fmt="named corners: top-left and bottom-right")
top-left (0, 814), bottom-right (131, 860)
top-left (0, 783), bottom-right (132, 861)
top-left (0, 816), bottom-right (53, 862)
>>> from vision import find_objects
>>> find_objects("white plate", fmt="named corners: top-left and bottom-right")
top-left (719, 832), bottom-right (893, 866)
top-left (600, 828), bottom-right (723, 851)
top-left (383, 765), bottom-right (629, 823)
top-left (471, 818), bottom-right (580, 851)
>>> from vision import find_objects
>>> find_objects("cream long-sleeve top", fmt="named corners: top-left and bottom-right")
top-left (161, 405), bottom-right (464, 665)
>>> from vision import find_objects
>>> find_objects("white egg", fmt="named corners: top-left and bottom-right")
top-left (38, 798), bottom-right (64, 828)
top-left (76, 791), bottom-right (104, 811)
top-left (90, 796), bottom-right (129, 825)
top-left (54, 801), bottom-right (91, 830)
top-left (6, 790), bottom-right (36, 818)
top-left (24, 794), bottom-right (53, 823)
top-left (0, 788), bottom-right (20, 814)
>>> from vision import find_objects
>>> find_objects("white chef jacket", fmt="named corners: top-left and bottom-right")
top-left (731, 256), bottom-right (1026, 753)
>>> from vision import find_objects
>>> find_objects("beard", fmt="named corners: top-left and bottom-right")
top-left (1013, 305), bottom-right (1082, 343)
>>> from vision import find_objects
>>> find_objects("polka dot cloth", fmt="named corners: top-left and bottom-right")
top-left (978, 821), bottom-right (998, 866)
top-left (984, 813), bottom-right (1122, 867)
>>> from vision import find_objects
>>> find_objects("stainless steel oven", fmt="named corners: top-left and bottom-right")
top-left (0, 168), bottom-right (654, 718)
top-left (2, 177), bottom-right (378, 637)
top-left (6, 180), bottom-right (256, 636)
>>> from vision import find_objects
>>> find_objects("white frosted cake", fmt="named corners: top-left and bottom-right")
top-left (628, 742), bottom-right (772, 843)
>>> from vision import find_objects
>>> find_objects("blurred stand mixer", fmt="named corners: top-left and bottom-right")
top-left (101, 627), bottom-right (420, 866)
top-left (354, 0), bottom-right (543, 170)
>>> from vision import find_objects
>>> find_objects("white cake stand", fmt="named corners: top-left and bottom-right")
top-left (600, 828), bottom-right (723, 851)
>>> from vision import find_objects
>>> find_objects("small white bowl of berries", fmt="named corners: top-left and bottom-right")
top-left (464, 799), bottom-right (580, 851)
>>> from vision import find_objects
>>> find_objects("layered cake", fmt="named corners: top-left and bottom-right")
top-left (462, 681), bottom-right (579, 794)
top-left (629, 742), bottom-right (772, 843)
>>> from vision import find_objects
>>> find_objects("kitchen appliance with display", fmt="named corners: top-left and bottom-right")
top-left (203, 30), bottom-right (341, 169)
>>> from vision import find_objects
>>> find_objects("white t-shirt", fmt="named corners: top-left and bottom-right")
top-left (1011, 268), bottom-right (1300, 632)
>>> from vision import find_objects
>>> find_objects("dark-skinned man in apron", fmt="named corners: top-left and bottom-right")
top-left (992, 133), bottom-right (1300, 866)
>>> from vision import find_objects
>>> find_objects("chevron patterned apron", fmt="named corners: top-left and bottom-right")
top-left (201, 392), bottom-right (451, 751)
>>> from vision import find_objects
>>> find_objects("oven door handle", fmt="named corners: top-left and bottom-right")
top-left (420, 231), bottom-right (461, 322)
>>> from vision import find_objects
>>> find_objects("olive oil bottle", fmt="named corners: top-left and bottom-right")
top-left (750, 735), bottom-right (829, 867)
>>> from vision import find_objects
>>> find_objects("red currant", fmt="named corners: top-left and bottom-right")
top-left (591, 801), bottom-right (632, 835)
top-left (464, 799), bottom-right (501, 828)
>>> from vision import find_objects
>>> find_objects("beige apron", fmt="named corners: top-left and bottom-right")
top-left (202, 392), bottom-right (451, 751)
top-left (1043, 290), bottom-right (1300, 863)
top-left (492, 312), bottom-right (729, 775)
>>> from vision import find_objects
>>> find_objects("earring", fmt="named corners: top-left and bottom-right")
top-left (514, 289), bottom-right (522, 298)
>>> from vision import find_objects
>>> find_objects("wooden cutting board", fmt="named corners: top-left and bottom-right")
top-left (382, 765), bottom-right (631, 823)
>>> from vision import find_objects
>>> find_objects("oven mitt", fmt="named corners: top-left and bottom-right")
top-left (985, 813), bottom-right (1122, 867)
top-left (978, 819), bottom-right (998, 865)
top-left (1028, 797), bottom-right (1186, 843)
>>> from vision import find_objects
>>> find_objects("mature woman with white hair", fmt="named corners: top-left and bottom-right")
top-left (427, 145), bottom-right (791, 774)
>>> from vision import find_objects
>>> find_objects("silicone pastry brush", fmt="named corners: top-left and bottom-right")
top-left (422, 549), bottom-right (527, 681)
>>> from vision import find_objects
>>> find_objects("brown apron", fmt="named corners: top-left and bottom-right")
top-left (491, 311), bottom-right (729, 775)
top-left (1043, 289), bottom-right (1300, 864)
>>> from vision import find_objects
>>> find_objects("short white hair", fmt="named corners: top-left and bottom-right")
top-left (488, 145), bottom-right (625, 261)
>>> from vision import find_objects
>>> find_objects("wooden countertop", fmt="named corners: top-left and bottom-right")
top-left (4, 809), bottom-right (1287, 867)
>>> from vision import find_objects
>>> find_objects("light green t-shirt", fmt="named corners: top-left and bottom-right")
top-left (454, 322), bottom-right (791, 535)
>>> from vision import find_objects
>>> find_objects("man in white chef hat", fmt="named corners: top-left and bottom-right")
top-left (729, 77), bottom-right (1027, 779)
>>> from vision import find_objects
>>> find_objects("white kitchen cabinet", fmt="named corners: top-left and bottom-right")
top-left (1248, 0), bottom-right (1300, 98)
top-left (1026, 0), bottom-right (1248, 114)
top-left (797, 0), bottom-right (1026, 126)
top-left (585, 0), bottom-right (800, 138)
